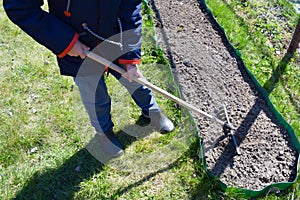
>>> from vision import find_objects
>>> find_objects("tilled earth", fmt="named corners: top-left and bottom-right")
top-left (148, 0), bottom-right (298, 190)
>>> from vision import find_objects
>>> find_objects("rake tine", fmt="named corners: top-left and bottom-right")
top-left (214, 106), bottom-right (227, 121)
top-left (223, 105), bottom-right (241, 155)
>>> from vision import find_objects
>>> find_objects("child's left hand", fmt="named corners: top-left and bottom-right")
top-left (123, 64), bottom-right (143, 82)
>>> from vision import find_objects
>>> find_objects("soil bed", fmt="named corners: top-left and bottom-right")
top-left (148, 0), bottom-right (298, 190)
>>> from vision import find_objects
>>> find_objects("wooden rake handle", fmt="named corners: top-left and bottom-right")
top-left (85, 51), bottom-right (228, 128)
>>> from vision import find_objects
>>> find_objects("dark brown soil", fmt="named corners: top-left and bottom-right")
top-left (148, 0), bottom-right (298, 190)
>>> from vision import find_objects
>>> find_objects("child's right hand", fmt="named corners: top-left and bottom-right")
top-left (68, 40), bottom-right (90, 59)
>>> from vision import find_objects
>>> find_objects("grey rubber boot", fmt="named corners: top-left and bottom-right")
top-left (144, 110), bottom-right (175, 133)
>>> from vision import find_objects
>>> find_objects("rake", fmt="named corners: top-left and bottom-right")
top-left (85, 51), bottom-right (241, 155)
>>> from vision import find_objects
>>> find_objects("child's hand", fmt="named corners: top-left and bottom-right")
top-left (123, 64), bottom-right (143, 82)
top-left (68, 40), bottom-right (90, 59)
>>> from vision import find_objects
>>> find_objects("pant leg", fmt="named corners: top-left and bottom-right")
top-left (74, 74), bottom-right (114, 134)
top-left (109, 69), bottom-right (161, 116)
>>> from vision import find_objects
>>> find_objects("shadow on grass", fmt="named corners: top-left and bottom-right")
top-left (263, 52), bottom-right (294, 94)
top-left (263, 52), bottom-right (300, 117)
top-left (110, 138), bottom-right (210, 200)
top-left (109, 157), bottom-right (180, 198)
top-left (13, 114), bottom-right (190, 199)
top-left (11, 132), bottom-right (217, 200)
top-left (262, 50), bottom-right (300, 116)
top-left (13, 148), bottom-right (104, 200)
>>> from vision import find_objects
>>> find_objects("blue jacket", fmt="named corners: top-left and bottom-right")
top-left (3, 0), bottom-right (142, 77)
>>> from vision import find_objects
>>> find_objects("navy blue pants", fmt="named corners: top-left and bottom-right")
top-left (74, 69), bottom-right (160, 134)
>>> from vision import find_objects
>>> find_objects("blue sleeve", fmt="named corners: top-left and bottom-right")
top-left (118, 0), bottom-right (142, 64)
top-left (3, 0), bottom-right (77, 57)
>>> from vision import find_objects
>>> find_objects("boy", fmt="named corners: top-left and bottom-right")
top-left (3, 0), bottom-right (174, 157)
